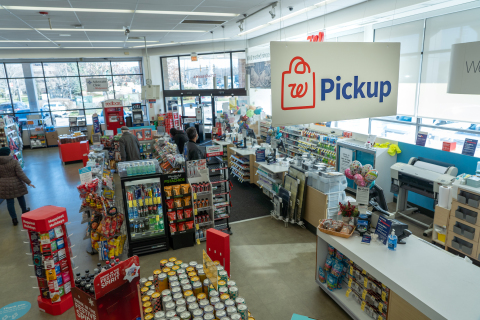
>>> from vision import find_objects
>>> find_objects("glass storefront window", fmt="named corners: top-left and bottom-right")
top-left (0, 60), bottom-right (142, 128)
top-left (43, 63), bottom-right (79, 77)
top-left (0, 79), bottom-right (11, 114)
top-left (201, 96), bottom-right (212, 126)
top-left (419, 126), bottom-right (480, 154)
top-left (112, 61), bottom-right (141, 75)
top-left (85, 108), bottom-right (103, 125)
top-left (182, 96), bottom-right (197, 117)
top-left (180, 54), bottom-right (231, 90)
top-left (232, 52), bottom-right (246, 89)
top-left (113, 75), bottom-right (142, 106)
top-left (161, 57), bottom-right (180, 90)
top-left (371, 120), bottom-right (416, 143)
top-left (78, 62), bottom-right (111, 76)
top-left (5, 64), bottom-right (24, 78)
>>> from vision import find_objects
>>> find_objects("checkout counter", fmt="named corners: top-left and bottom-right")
top-left (316, 229), bottom-right (480, 320)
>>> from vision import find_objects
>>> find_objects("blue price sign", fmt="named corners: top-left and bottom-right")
top-left (0, 301), bottom-right (31, 319)
top-left (462, 138), bottom-right (478, 157)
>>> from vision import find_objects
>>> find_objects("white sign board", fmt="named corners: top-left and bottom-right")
top-left (270, 42), bottom-right (400, 127)
top-left (86, 78), bottom-right (108, 92)
top-left (339, 148), bottom-right (353, 174)
top-left (78, 167), bottom-right (92, 184)
top-left (448, 41), bottom-right (480, 95)
top-left (205, 145), bottom-right (223, 157)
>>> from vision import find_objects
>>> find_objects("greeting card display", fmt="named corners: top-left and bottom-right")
top-left (22, 206), bottom-right (74, 315)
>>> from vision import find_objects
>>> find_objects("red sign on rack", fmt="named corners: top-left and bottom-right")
top-left (93, 255), bottom-right (140, 299)
top-left (22, 206), bottom-right (68, 232)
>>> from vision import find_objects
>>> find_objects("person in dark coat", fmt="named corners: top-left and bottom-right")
top-left (170, 128), bottom-right (188, 154)
top-left (119, 126), bottom-right (141, 162)
top-left (185, 127), bottom-right (205, 161)
top-left (0, 147), bottom-right (34, 226)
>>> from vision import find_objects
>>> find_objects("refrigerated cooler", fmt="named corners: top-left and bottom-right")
top-left (121, 174), bottom-right (168, 256)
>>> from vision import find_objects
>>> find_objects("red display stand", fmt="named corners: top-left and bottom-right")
top-left (22, 206), bottom-right (74, 315)
top-left (206, 228), bottom-right (231, 277)
top-left (72, 256), bottom-right (141, 320)
top-left (58, 140), bottom-right (89, 165)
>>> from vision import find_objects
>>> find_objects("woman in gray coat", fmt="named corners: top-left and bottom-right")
top-left (0, 147), bottom-right (35, 226)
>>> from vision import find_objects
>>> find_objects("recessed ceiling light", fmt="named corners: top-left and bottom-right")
top-left (0, 6), bottom-right (239, 17)
top-left (59, 34), bottom-right (70, 36)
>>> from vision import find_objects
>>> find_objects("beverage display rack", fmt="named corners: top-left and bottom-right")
top-left (27, 114), bottom-right (47, 149)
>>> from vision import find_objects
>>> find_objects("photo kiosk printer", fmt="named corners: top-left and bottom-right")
top-left (131, 103), bottom-right (144, 127)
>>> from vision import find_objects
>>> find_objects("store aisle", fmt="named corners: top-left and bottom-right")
top-left (0, 149), bottom-right (350, 320)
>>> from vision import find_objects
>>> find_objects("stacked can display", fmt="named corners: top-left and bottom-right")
top-left (139, 257), bottom-right (255, 320)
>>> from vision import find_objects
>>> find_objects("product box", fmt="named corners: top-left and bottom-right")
top-left (46, 131), bottom-right (59, 146)
top-left (442, 141), bottom-right (456, 152)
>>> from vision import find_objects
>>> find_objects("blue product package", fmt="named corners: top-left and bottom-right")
top-left (335, 250), bottom-right (344, 261)
top-left (318, 267), bottom-right (326, 283)
top-left (57, 274), bottom-right (63, 286)
top-left (326, 273), bottom-right (338, 291)
top-left (357, 220), bottom-right (368, 235)
top-left (324, 255), bottom-right (334, 272)
top-left (331, 259), bottom-right (343, 278)
top-left (337, 275), bottom-right (344, 289)
top-left (361, 235), bottom-right (371, 244)
top-left (48, 229), bottom-right (56, 240)
top-left (54, 263), bottom-right (61, 275)
top-left (56, 238), bottom-right (65, 250)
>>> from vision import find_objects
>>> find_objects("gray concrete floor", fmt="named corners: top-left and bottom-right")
top-left (1, 147), bottom-right (351, 320)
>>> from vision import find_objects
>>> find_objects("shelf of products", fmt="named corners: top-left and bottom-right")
top-left (27, 115), bottom-right (47, 149)
top-left (0, 115), bottom-right (24, 168)
top-left (69, 116), bottom-right (87, 133)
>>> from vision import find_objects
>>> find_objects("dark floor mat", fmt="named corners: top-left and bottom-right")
top-left (229, 178), bottom-right (272, 222)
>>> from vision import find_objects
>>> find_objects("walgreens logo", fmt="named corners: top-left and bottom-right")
top-left (281, 56), bottom-right (393, 111)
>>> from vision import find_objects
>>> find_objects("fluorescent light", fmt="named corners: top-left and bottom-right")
top-left (1, 6), bottom-right (239, 17)
top-left (0, 28), bottom-right (205, 33)
top-left (238, 0), bottom-right (337, 36)
top-left (0, 40), bottom-right (159, 43)
top-left (59, 34), bottom-right (71, 36)
top-left (5, 46), bottom-right (126, 48)
top-left (130, 38), bottom-right (229, 48)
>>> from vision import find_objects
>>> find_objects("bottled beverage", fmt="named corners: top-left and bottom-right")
top-left (144, 218), bottom-right (150, 231)
top-left (126, 164), bottom-right (132, 176)
top-left (139, 221), bottom-right (144, 232)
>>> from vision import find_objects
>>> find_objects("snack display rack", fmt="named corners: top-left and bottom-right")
top-left (22, 206), bottom-right (75, 315)
top-left (161, 172), bottom-right (195, 250)
top-left (259, 118), bottom-right (272, 140)
top-left (69, 115), bottom-right (88, 133)
top-left (78, 151), bottom-right (126, 259)
top-left (0, 115), bottom-right (24, 168)
top-left (187, 159), bottom-right (215, 243)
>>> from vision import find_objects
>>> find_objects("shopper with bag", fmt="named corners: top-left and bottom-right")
top-left (170, 128), bottom-right (188, 154)
top-left (119, 126), bottom-right (141, 162)
top-left (0, 147), bottom-right (34, 226)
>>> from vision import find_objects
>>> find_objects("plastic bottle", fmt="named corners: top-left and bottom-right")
top-left (388, 229), bottom-right (397, 251)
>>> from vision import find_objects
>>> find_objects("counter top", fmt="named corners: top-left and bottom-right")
top-left (257, 161), bottom-right (289, 173)
top-left (212, 140), bottom-right (233, 146)
top-left (230, 147), bottom-right (257, 156)
top-left (317, 229), bottom-right (480, 320)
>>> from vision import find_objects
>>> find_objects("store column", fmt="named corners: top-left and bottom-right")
top-left (22, 63), bottom-right (39, 111)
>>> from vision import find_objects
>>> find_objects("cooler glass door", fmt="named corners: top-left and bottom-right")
top-left (124, 177), bottom-right (166, 241)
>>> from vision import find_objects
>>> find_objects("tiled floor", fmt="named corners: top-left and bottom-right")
top-left (0, 147), bottom-right (350, 320)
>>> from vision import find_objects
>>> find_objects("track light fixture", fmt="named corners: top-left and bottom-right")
top-left (269, 3), bottom-right (276, 19)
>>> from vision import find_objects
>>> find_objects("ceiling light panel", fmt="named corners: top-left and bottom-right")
top-left (0, 28), bottom-right (206, 32)
top-left (0, 6), bottom-right (239, 16)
